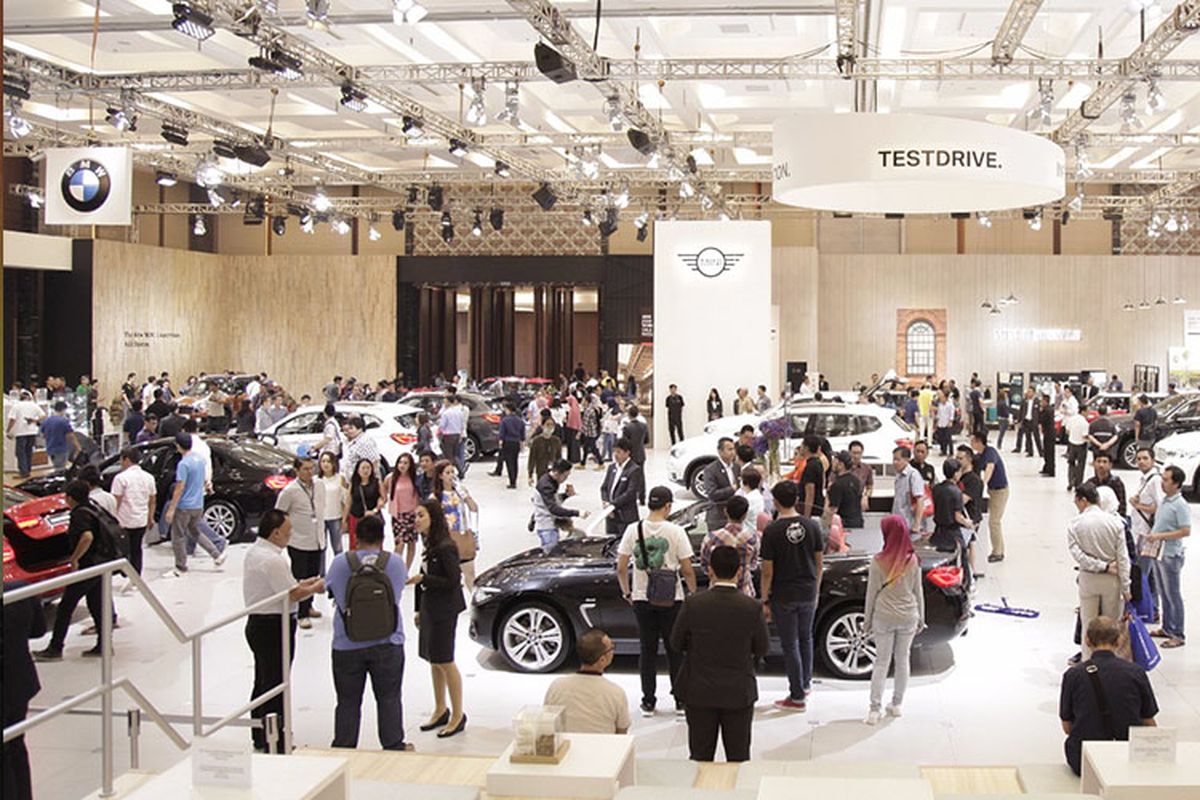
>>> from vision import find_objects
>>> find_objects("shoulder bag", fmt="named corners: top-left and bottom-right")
top-left (448, 492), bottom-right (478, 561)
top-left (637, 521), bottom-right (678, 607)
top-left (1082, 661), bottom-right (1118, 742)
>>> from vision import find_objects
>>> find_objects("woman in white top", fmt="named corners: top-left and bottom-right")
top-left (863, 514), bottom-right (926, 726)
top-left (317, 451), bottom-right (348, 568)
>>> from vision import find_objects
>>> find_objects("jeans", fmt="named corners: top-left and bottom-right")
top-left (14, 435), bottom-right (34, 476)
top-left (1138, 554), bottom-right (1159, 620)
top-left (288, 547), bottom-right (323, 618)
top-left (770, 599), bottom-right (817, 701)
top-left (868, 619), bottom-right (917, 712)
top-left (186, 516), bottom-right (228, 557)
top-left (536, 528), bottom-right (559, 553)
top-left (49, 576), bottom-right (104, 651)
top-left (1153, 553), bottom-right (1186, 641)
top-left (331, 644), bottom-right (407, 750)
top-left (632, 601), bottom-right (683, 707)
top-left (245, 614), bottom-right (296, 751)
top-left (48, 450), bottom-right (69, 470)
top-left (324, 519), bottom-right (343, 575)
top-left (602, 433), bottom-right (616, 462)
top-left (171, 507), bottom-right (221, 570)
top-left (440, 434), bottom-right (463, 475)
top-left (996, 418), bottom-right (1009, 450)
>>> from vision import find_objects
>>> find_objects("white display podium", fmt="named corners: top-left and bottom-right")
top-left (1080, 741), bottom-right (1200, 799)
top-left (117, 753), bottom-right (348, 800)
top-left (486, 733), bottom-right (636, 799)
top-left (757, 776), bottom-right (934, 800)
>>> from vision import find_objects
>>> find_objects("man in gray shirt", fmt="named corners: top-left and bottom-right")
top-left (891, 446), bottom-right (926, 533)
top-left (1068, 484), bottom-right (1130, 658)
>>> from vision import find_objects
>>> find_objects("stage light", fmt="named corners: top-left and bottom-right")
top-left (234, 141), bottom-right (272, 167)
top-left (1068, 187), bottom-right (1084, 213)
top-left (1145, 78), bottom-right (1166, 114)
top-left (3, 74), bottom-right (31, 101)
top-left (300, 214), bottom-right (315, 233)
top-left (1028, 80), bottom-right (1053, 127)
top-left (613, 182), bottom-right (630, 209)
top-left (5, 103), bottom-right (31, 139)
top-left (249, 47), bottom-right (303, 80)
top-left (574, 146), bottom-right (599, 180)
top-left (1155, 295), bottom-right (1168, 306)
top-left (441, 210), bottom-right (453, 228)
top-left (1074, 144), bottom-right (1094, 180)
top-left (581, 209), bottom-right (594, 227)
top-left (716, 204), bottom-right (732, 222)
top-left (1027, 209), bottom-right (1042, 231)
top-left (1119, 90), bottom-right (1141, 132)
top-left (1138, 299), bottom-right (1152, 310)
top-left (340, 83), bottom-right (368, 112)
top-left (155, 171), bottom-right (178, 187)
top-left (472, 209), bottom-right (483, 237)
top-left (105, 105), bottom-right (137, 132)
top-left (679, 178), bottom-right (696, 199)
top-left (1181, 211), bottom-right (1191, 233)
top-left (160, 121), bottom-right (189, 146)
top-left (494, 161), bottom-right (511, 178)
top-left (981, 299), bottom-right (993, 310)
top-left (496, 81), bottom-right (519, 123)
top-left (212, 139), bottom-right (238, 159)
top-left (401, 115), bottom-right (424, 138)
top-left (172, 3), bottom-right (216, 41)
top-left (989, 305), bottom-right (1003, 316)
top-left (1174, 294), bottom-right (1188, 304)
top-left (598, 207), bottom-right (619, 238)
top-left (192, 214), bottom-right (207, 236)
top-left (449, 138), bottom-right (469, 158)
top-left (207, 187), bottom-right (229, 208)
top-left (534, 42), bottom-right (576, 84)
top-left (27, 190), bottom-right (43, 209)
top-left (312, 188), bottom-right (332, 212)
top-left (604, 94), bottom-right (624, 132)
top-left (428, 185), bottom-right (445, 211)
top-left (466, 78), bottom-right (487, 126)
top-left (392, 209), bottom-right (406, 230)
top-left (271, 215), bottom-right (287, 236)
top-left (392, 0), bottom-right (427, 24)
top-left (532, 182), bottom-right (557, 211)
top-left (627, 128), bottom-right (656, 156)
top-left (1122, 302), bottom-right (1136, 312)
top-left (407, 185), bottom-right (420, 204)
top-left (368, 221), bottom-right (382, 241)
top-left (636, 225), bottom-right (648, 242)
top-left (331, 216), bottom-right (351, 235)
top-left (441, 221), bottom-right (455, 243)
top-left (306, 0), bottom-right (330, 29)
top-left (1165, 211), bottom-right (1179, 232)
top-left (243, 197), bottom-right (266, 224)
top-left (489, 207), bottom-right (504, 231)
top-left (976, 212), bottom-right (992, 228)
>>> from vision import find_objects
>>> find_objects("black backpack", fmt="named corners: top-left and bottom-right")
top-left (80, 503), bottom-right (128, 563)
top-left (341, 551), bottom-right (397, 642)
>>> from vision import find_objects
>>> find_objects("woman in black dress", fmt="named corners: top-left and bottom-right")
top-left (408, 498), bottom-right (467, 738)
top-left (346, 458), bottom-right (383, 550)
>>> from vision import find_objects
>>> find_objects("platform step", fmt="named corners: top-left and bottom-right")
top-left (735, 760), bottom-right (920, 789)
top-left (1017, 764), bottom-right (1084, 794)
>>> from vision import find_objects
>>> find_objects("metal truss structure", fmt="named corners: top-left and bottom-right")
top-left (992, 0), bottom-right (1045, 65)
top-left (1118, 218), bottom-right (1200, 255)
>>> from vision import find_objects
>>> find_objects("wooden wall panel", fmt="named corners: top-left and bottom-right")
top-left (91, 241), bottom-right (395, 399)
top-left (573, 311), bottom-right (599, 374)
top-left (771, 246), bottom-right (820, 383)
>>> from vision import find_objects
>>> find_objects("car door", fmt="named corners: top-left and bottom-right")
top-left (810, 412), bottom-right (856, 449)
top-left (271, 411), bottom-right (322, 454)
top-left (1168, 397), bottom-right (1200, 435)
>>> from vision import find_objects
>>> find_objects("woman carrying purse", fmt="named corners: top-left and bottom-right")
top-left (432, 460), bottom-right (480, 591)
top-left (345, 458), bottom-right (383, 551)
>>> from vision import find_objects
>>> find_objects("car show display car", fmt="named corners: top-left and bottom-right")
top-left (18, 437), bottom-right (294, 542)
top-left (469, 501), bottom-right (968, 679)
top-left (3, 486), bottom-right (72, 591)
top-left (397, 390), bottom-right (502, 461)
top-left (1154, 429), bottom-right (1200, 495)
top-left (478, 376), bottom-right (555, 411)
top-left (259, 401), bottom-right (428, 466)
top-left (1109, 393), bottom-right (1200, 468)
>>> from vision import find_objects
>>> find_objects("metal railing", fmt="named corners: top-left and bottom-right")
top-left (3, 558), bottom-right (294, 798)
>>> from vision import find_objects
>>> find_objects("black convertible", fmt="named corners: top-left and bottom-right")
top-left (469, 501), bottom-right (970, 680)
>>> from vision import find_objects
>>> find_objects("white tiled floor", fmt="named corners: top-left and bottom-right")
top-left (19, 445), bottom-right (1200, 799)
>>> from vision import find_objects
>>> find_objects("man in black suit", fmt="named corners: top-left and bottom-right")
top-left (670, 546), bottom-right (769, 762)
top-left (3, 582), bottom-right (46, 800)
top-left (621, 406), bottom-right (649, 504)
top-left (699, 438), bottom-right (739, 531)
top-left (1039, 393), bottom-right (1057, 477)
top-left (600, 438), bottom-right (644, 536)
top-left (1015, 388), bottom-right (1041, 458)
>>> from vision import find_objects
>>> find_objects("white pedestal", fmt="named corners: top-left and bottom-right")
top-left (486, 733), bottom-right (636, 799)
top-left (1080, 741), bottom-right (1200, 799)
top-left (757, 776), bottom-right (934, 800)
top-left (116, 754), bottom-right (348, 800)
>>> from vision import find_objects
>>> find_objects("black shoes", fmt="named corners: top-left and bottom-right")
top-left (987, 554), bottom-right (1005, 563)
top-left (419, 710), bottom-right (450, 732)
top-left (33, 647), bottom-right (63, 662)
top-left (437, 714), bottom-right (467, 738)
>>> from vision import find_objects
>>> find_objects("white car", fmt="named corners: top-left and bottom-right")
top-left (1154, 430), bottom-right (1200, 494)
top-left (668, 401), bottom-right (916, 502)
top-left (260, 402), bottom-right (432, 468)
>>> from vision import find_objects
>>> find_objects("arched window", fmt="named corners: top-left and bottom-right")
top-left (906, 320), bottom-right (935, 376)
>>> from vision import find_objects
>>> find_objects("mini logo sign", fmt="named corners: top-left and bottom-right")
top-left (679, 247), bottom-right (742, 279)
top-left (60, 158), bottom-right (112, 213)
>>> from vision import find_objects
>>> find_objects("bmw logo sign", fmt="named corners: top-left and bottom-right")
top-left (60, 158), bottom-right (112, 213)
top-left (679, 247), bottom-right (743, 279)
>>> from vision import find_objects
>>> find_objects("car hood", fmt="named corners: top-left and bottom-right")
top-left (476, 537), bottom-right (615, 584)
top-left (15, 474), bottom-right (68, 498)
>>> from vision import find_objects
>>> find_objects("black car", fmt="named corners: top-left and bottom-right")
top-left (397, 390), bottom-right (502, 461)
top-left (469, 501), bottom-right (969, 680)
top-left (1110, 394), bottom-right (1200, 468)
top-left (17, 437), bottom-right (295, 543)
top-left (478, 376), bottom-right (555, 412)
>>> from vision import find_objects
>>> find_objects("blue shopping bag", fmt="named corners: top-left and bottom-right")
top-left (1126, 603), bottom-right (1161, 672)
top-left (1131, 570), bottom-right (1155, 622)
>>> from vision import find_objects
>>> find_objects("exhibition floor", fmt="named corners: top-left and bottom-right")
top-left (21, 447), bottom-right (1200, 800)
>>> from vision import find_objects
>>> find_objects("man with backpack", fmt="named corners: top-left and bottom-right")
top-left (325, 514), bottom-right (413, 751)
top-left (35, 480), bottom-right (121, 661)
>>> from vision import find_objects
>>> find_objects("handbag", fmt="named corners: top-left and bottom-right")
top-left (1126, 602), bottom-right (1161, 671)
top-left (448, 494), bottom-right (477, 561)
top-left (1131, 569), bottom-right (1154, 621)
top-left (636, 521), bottom-right (678, 608)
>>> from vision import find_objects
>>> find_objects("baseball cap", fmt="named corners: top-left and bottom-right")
top-left (834, 450), bottom-right (852, 470)
top-left (647, 486), bottom-right (674, 510)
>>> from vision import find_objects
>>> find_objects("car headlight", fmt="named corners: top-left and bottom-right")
top-left (472, 585), bottom-right (501, 605)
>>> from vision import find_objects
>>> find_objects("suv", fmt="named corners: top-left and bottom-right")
top-left (668, 402), bottom-right (915, 501)
top-left (397, 390), bottom-right (501, 461)
top-left (259, 402), bottom-right (427, 467)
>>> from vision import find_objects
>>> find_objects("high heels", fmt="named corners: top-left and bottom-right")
top-left (437, 714), bottom-right (467, 738)
top-left (419, 709), bottom-right (450, 732)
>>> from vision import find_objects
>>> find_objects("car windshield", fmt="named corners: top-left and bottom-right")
top-left (4, 486), bottom-right (34, 508)
top-left (394, 413), bottom-right (420, 428)
top-left (891, 414), bottom-right (914, 432)
top-left (219, 441), bottom-right (291, 469)
top-left (1154, 394), bottom-right (1192, 416)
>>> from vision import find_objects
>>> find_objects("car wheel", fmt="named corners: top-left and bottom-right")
top-left (816, 605), bottom-right (876, 680)
top-left (203, 500), bottom-right (244, 543)
top-left (1118, 437), bottom-right (1139, 470)
top-left (498, 601), bottom-right (572, 673)
top-left (464, 434), bottom-right (480, 462)
top-left (687, 460), bottom-right (714, 498)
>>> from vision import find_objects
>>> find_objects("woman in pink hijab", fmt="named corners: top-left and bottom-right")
top-left (863, 514), bottom-right (927, 726)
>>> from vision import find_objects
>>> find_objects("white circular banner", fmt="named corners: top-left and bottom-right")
top-left (772, 113), bottom-right (1065, 213)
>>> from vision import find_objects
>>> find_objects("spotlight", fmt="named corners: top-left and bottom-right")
top-left (1061, 210), bottom-right (1070, 226)
top-left (699, 190), bottom-right (715, 212)
top-left (1003, 293), bottom-right (1019, 305)
top-left (3, 74), bottom-right (31, 101)
top-left (406, 185), bottom-right (420, 204)
top-left (234, 141), bottom-right (272, 167)
top-left (5, 103), bottom-right (31, 139)
top-left (155, 170), bottom-right (178, 187)
top-left (1074, 144), bottom-right (1094, 180)
top-left (613, 182), bottom-right (630, 209)
top-left (441, 221), bottom-right (455, 243)
top-left (497, 81), bottom-right (519, 123)
top-left (27, 190), bottom-right (43, 209)
top-left (534, 42), bottom-right (577, 84)
top-left (1068, 187), bottom-right (1084, 213)
top-left (1029, 209), bottom-right (1042, 231)
top-left (105, 105), bottom-right (137, 132)
top-left (604, 94), bottom-right (624, 132)
top-left (1155, 295), bottom-right (1168, 306)
top-left (207, 187), bottom-right (228, 208)
top-left (392, 209), bottom-right (406, 231)
top-left (685, 154), bottom-right (698, 175)
top-left (636, 225), bottom-right (648, 242)
top-left (494, 161), bottom-right (511, 178)
top-left (392, 0), bottom-right (427, 24)
top-left (1165, 212), bottom-right (1180, 232)
top-left (243, 197), bottom-right (266, 225)
top-left (1028, 80), bottom-right (1054, 127)
top-left (331, 216), bottom-right (351, 235)
top-left (1181, 211), bottom-right (1192, 233)
top-left (472, 209), bottom-right (483, 237)
top-left (532, 182), bottom-right (558, 211)
top-left (448, 138), bottom-right (469, 158)
top-left (312, 188), bottom-right (332, 212)
top-left (981, 299), bottom-right (993, 310)
top-left (466, 78), bottom-right (487, 126)
top-left (581, 209), bottom-right (594, 227)
top-left (196, 158), bottom-right (223, 187)
top-left (489, 207), bottom-right (504, 231)
top-left (598, 207), bottom-right (619, 238)
top-left (1145, 78), bottom-right (1166, 114)
top-left (172, 2), bottom-right (216, 41)
top-left (1122, 302), bottom-right (1136, 312)
top-left (977, 212), bottom-right (992, 228)
top-left (300, 214), bottom-right (315, 234)
top-left (160, 121), bottom-right (189, 146)
top-left (989, 305), bottom-right (1003, 316)
top-left (271, 215), bottom-right (287, 235)
top-left (1174, 294), bottom-right (1188, 304)
top-left (1138, 299), bottom-right (1152, 310)
top-left (340, 83), bottom-right (368, 112)
top-left (192, 214), bottom-right (207, 236)
top-left (634, 211), bottom-right (649, 230)
top-left (627, 128), bottom-right (656, 156)
top-left (401, 115), bottom-right (424, 138)
top-left (212, 140), bottom-right (238, 159)
top-left (305, 0), bottom-right (331, 29)
top-left (678, 178), bottom-right (696, 199)
top-left (427, 185), bottom-right (444, 211)
top-left (441, 210), bottom-right (453, 228)
top-left (248, 48), bottom-right (303, 80)
top-left (368, 222), bottom-right (382, 241)
top-left (1119, 90), bottom-right (1141, 132)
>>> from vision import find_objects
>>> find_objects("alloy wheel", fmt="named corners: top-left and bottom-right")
top-left (500, 605), bottom-right (567, 672)
top-left (822, 609), bottom-right (877, 678)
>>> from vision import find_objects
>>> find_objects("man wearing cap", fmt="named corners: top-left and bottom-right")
top-left (164, 432), bottom-right (226, 576)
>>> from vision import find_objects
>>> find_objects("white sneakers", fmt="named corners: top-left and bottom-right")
top-left (214, 549), bottom-right (228, 567)
top-left (886, 704), bottom-right (902, 717)
top-left (865, 705), bottom-right (902, 726)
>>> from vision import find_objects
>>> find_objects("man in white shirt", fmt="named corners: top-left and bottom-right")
top-left (5, 390), bottom-right (44, 477)
top-left (544, 629), bottom-right (630, 734)
top-left (1065, 410), bottom-right (1090, 491)
top-left (1129, 447), bottom-right (1165, 623)
top-left (111, 447), bottom-right (157, 577)
top-left (1068, 484), bottom-right (1131, 658)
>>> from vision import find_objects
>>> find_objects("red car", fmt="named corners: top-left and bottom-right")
top-left (3, 486), bottom-right (73, 593)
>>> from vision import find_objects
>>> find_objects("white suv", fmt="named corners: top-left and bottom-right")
top-left (1154, 430), bottom-right (1200, 494)
top-left (668, 402), bottom-right (916, 501)
top-left (260, 401), bottom-right (433, 468)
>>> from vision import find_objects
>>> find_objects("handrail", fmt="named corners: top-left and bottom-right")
top-left (3, 556), bottom-right (294, 798)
